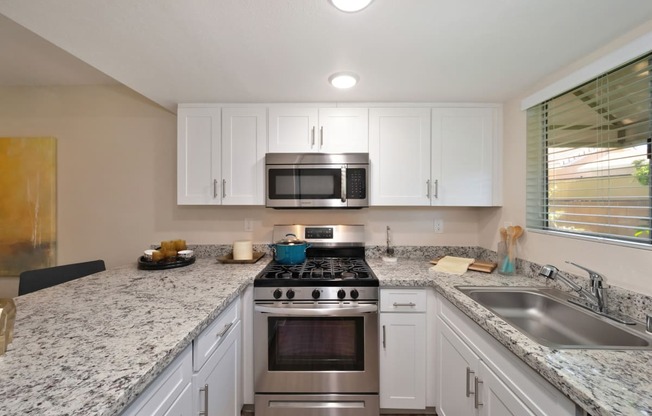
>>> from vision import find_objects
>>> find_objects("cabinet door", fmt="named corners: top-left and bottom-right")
top-left (268, 107), bottom-right (318, 152)
top-left (177, 106), bottom-right (222, 204)
top-left (221, 108), bottom-right (267, 205)
top-left (369, 108), bottom-right (431, 205)
top-left (193, 321), bottom-right (241, 416)
top-left (379, 313), bottom-right (426, 409)
top-left (162, 384), bottom-right (194, 416)
top-left (478, 361), bottom-right (535, 416)
top-left (431, 107), bottom-right (496, 206)
top-left (436, 319), bottom-right (479, 416)
top-left (318, 108), bottom-right (369, 153)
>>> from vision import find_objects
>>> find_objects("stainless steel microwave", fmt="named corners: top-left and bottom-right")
top-left (265, 153), bottom-right (369, 208)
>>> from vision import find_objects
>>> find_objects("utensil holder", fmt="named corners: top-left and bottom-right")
top-left (497, 241), bottom-right (516, 276)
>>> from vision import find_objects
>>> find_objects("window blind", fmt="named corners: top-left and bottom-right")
top-left (526, 52), bottom-right (652, 245)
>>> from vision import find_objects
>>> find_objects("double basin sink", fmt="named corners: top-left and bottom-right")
top-left (456, 286), bottom-right (652, 350)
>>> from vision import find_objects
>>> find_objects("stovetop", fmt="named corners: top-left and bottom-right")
top-left (255, 257), bottom-right (378, 287)
top-left (254, 225), bottom-right (379, 301)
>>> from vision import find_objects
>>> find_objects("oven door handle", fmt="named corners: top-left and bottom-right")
top-left (255, 304), bottom-right (378, 316)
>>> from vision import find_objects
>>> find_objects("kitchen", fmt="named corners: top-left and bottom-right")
top-left (1, 1), bottom-right (652, 415)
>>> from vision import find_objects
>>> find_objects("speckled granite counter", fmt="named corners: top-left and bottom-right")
top-left (0, 258), bottom-right (268, 416)
top-left (369, 258), bottom-right (652, 416)
top-left (1, 255), bottom-right (649, 416)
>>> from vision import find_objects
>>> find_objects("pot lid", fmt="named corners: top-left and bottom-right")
top-left (276, 233), bottom-right (306, 245)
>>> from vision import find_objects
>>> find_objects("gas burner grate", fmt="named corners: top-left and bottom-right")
top-left (259, 257), bottom-right (373, 281)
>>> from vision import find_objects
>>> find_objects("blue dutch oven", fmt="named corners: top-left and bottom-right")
top-left (271, 233), bottom-right (311, 265)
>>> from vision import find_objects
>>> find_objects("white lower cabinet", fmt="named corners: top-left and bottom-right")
top-left (120, 346), bottom-right (193, 416)
top-left (120, 297), bottom-right (243, 416)
top-left (192, 321), bottom-right (242, 416)
top-left (437, 320), bottom-right (479, 415)
top-left (379, 288), bottom-right (428, 409)
top-left (436, 296), bottom-right (575, 416)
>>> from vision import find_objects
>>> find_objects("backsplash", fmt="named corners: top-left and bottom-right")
top-left (186, 243), bottom-right (651, 323)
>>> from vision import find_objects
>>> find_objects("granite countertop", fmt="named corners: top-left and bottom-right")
top-left (0, 258), bottom-right (268, 416)
top-left (369, 258), bottom-right (652, 416)
top-left (1, 256), bottom-right (650, 416)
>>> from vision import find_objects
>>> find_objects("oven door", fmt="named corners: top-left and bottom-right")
top-left (266, 164), bottom-right (368, 208)
top-left (254, 301), bottom-right (379, 394)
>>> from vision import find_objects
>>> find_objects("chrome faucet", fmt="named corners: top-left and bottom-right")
top-left (539, 262), bottom-right (605, 312)
top-left (539, 262), bottom-right (636, 325)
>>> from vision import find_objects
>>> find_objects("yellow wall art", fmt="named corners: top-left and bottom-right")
top-left (0, 137), bottom-right (57, 276)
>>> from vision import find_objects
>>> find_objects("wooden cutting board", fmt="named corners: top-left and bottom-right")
top-left (430, 258), bottom-right (497, 273)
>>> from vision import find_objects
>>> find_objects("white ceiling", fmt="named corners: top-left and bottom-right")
top-left (1, 1), bottom-right (652, 112)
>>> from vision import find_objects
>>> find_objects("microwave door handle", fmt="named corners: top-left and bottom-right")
top-left (341, 166), bottom-right (347, 203)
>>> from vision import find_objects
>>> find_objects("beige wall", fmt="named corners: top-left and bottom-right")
top-left (3, 17), bottom-right (652, 300)
top-left (480, 20), bottom-right (652, 296)
top-left (0, 85), bottom-right (488, 297)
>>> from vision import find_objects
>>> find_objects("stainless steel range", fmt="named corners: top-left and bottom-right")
top-left (254, 225), bottom-right (379, 416)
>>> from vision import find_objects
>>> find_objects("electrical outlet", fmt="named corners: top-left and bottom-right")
top-left (434, 219), bottom-right (444, 233)
top-left (244, 218), bottom-right (254, 232)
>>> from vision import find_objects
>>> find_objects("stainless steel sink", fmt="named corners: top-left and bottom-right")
top-left (455, 286), bottom-right (652, 350)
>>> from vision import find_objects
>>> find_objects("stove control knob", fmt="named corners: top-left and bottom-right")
top-left (286, 289), bottom-right (295, 300)
top-left (273, 289), bottom-right (282, 299)
top-left (350, 289), bottom-right (359, 300)
top-left (337, 289), bottom-right (346, 300)
top-left (312, 289), bottom-right (321, 300)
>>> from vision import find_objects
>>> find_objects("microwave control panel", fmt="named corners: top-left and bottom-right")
top-left (347, 169), bottom-right (367, 199)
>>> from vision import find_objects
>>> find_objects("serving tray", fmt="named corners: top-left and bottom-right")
top-left (217, 251), bottom-right (265, 264)
top-left (138, 255), bottom-right (196, 270)
top-left (430, 258), bottom-right (497, 273)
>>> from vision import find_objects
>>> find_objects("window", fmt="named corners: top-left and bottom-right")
top-left (526, 52), bottom-right (652, 245)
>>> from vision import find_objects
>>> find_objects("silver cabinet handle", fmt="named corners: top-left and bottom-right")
top-left (311, 126), bottom-right (316, 147)
top-left (426, 179), bottom-right (431, 198)
top-left (434, 179), bottom-right (439, 199)
top-left (320, 126), bottom-right (324, 148)
top-left (341, 166), bottom-right (347, 203)
top-left (474, 376), bottom-right (483, 408)
top-left (465, 367), bottom-right (474, 397)
top-left (382, 325), bottom-right (386, 349)
top-left (222, 179), bottom-right (226, 198)
top-left (199, 384), bottom-right (209, 416)
top-left (216, 321), bottom-right (233, 338)
top-left (393, 302), bottom-right (416, 307)
top-left (213, 179), bottom-right (218, 198)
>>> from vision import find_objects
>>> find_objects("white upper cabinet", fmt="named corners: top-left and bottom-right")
top-left (179, 103), bottom-right (501, 207)
top-left (177, 105), bottom-right (266, 205)
top-left (268, 107), bottom-right (368, 153)
top-left (369, 108), bottom-right (432, 206)
top-left (370, 106), bottom-right (501, 207)
top-left (268, 107), bottom-right (318, 152)
top-left (318, 108), bottom-right (369, 153)
top-left (178, 106), bottom-right (222, 205)
top-left (431, 107), bottom-right (500, 206)
top-left (221, 108), bottom-right (267, 205)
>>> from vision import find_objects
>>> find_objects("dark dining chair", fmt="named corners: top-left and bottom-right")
top-left (18, 259), bottom-right (106, 296)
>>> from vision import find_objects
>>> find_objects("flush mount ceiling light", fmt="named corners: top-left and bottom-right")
top-left (329, 0), bottom-right (374, 13)
top-left (329, 72), bottom-right (359, 89)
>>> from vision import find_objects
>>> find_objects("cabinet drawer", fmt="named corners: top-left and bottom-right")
top-left (193, 297), bottom-right (240, 371)
top-left (380, 289), bottom-right (426, 312)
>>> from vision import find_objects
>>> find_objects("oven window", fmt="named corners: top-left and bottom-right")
top-left (268, 168), bottom-right (342, 200)
top-left (268, 317), bottom-right (364, 371)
